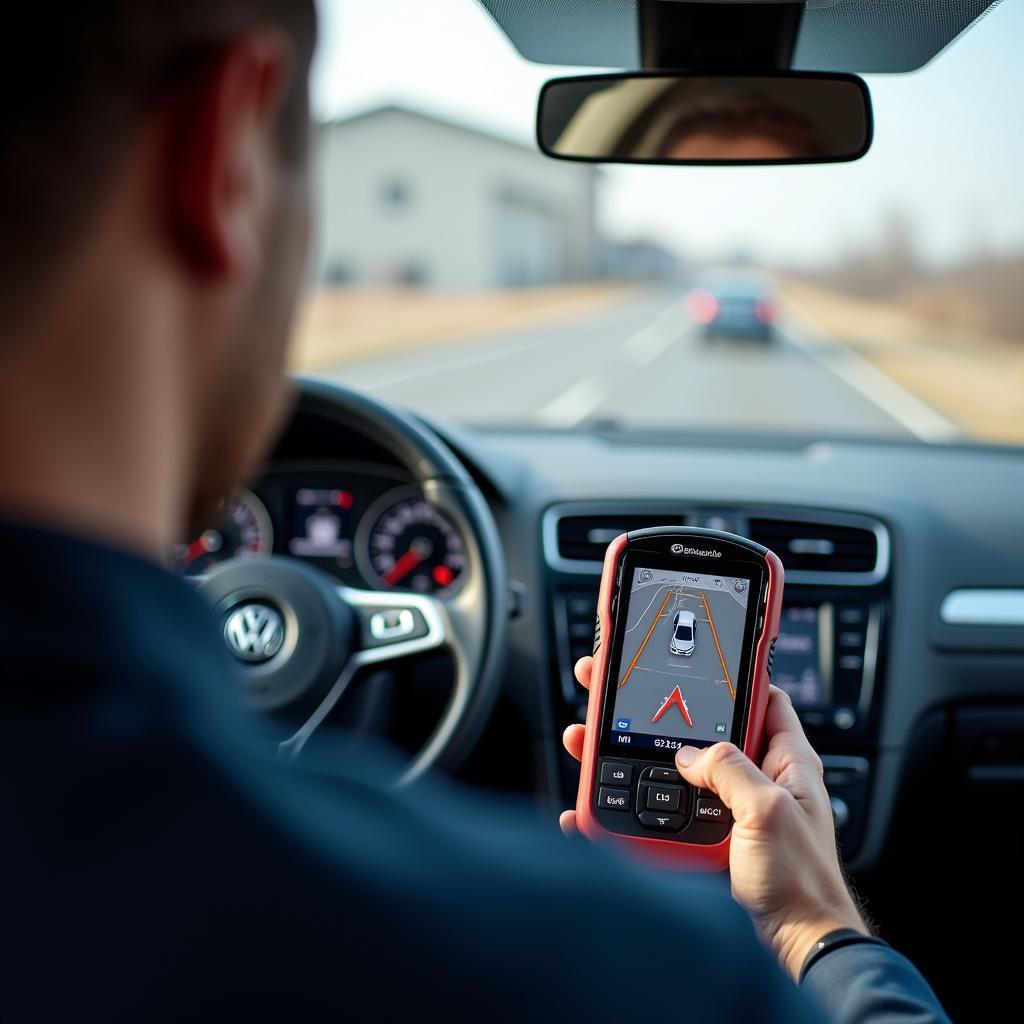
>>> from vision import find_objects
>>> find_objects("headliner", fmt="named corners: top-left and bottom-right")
top-left (477, 0), bottom-right (1001, 73)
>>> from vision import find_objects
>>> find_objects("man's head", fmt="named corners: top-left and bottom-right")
top-left (0, 2), bottom-right (317, 550)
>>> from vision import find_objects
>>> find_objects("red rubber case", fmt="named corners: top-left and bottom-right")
top-left (575, 530), bottom-right (784, 871)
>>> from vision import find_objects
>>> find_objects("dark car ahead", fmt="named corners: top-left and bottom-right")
top-left (687, 270), bottom-right (778, 342)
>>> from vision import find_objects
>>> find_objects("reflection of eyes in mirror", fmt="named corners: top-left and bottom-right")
top-left (537, 73), bottom-right (871, 165)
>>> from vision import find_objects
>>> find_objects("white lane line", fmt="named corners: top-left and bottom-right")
top-left (336, 331), bottom-right (559, 391)
top-left (332, 292), bottom-right (658, 392)
top-left (536, 375), bottom-right (609, 427)
top-left (783, 305), bottom-right (960, 443)
top-left (622, 305), bottom-right (692, 366)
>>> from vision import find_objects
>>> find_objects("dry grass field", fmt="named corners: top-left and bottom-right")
top-left (290, 283), bottom-right (636, 371)
top-left (784, 280), bottom-right (1024, 444)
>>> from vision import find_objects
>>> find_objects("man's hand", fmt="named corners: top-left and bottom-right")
top-left (562, 656), bottom-right (869, 981)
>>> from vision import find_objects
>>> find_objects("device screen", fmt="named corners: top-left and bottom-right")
top-left (605, 563), bottom-right (758, 753)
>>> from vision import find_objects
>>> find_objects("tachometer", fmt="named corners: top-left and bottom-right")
top-left (359, 492), bottom-right (466, 594)
top-left (174, 490), bottom-right (273, 575)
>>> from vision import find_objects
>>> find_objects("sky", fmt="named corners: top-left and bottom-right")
top-left (310, 0), bottom-right (1024, 269)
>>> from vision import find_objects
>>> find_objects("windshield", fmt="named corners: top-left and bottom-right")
top-left (301, 0), bottom-right (1023, 446)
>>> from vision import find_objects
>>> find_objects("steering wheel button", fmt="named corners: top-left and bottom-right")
top-left (598, 787), bottom-right (630, 811)
top-left (369, 608), bottom-right (415, 641)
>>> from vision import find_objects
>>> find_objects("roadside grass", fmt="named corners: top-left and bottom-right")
top-left (290, 282), bottom-right (637, 372)
top-left (782, 281), bottom-right (1024, 445)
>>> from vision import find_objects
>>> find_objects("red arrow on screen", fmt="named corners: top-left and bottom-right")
top-left (651, 685), bottom-right (693, 727)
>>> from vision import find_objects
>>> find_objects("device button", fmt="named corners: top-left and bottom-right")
top-left (646, 786), bottom-right (681, 812)
top-left (646, 767), bottom-right (683, 785)
top-left (695, 797), bottom-right (732, 825)
top-left (598, 787), bottom-right (631, 812)
top-left (600, 762), bottom-right (634, 787)
top-left (638, 811), bottom-right (686, 832)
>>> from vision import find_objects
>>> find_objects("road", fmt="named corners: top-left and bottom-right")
top-left (322, 284), bottom-right (958, 439)
top-left (613, 575), bottom-right (747, 743)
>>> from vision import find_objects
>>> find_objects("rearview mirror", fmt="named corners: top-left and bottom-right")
top-left (537, 72), bottom-right (872, 165)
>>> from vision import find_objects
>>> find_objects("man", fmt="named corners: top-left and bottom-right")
top-left (0, 4), bottom-right (948, 1021)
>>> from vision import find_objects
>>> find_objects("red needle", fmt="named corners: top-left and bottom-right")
top-left (183, 535), bottom-right (211, 565)
top-left (383, 547), bottom-right (424, 586)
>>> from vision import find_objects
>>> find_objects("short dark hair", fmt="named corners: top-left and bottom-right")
top-left (0, 1), bottom-right (316, 310)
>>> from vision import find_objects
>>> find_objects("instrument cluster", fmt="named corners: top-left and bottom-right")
top-left (174, 461), bottom-right (467, 596)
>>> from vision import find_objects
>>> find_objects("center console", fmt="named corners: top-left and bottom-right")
top-left (544, 502), bottom-right (891, 865)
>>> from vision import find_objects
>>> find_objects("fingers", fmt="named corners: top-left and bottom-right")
top-left (562, 723), bottom-right (585, 763)
top-left (759, 686), bottom-right (824, 783)
top-left (675, 741), bottom-right (777, 822)
top-left (558, 810), bottom-right (577, 837)
top-left (564, 659), bottom-right (592, 764)
top-left (573, 656), bottom-right (593, 691)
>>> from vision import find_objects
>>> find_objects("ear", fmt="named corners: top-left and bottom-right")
top-left (163, 30), bottom-right (295, 281)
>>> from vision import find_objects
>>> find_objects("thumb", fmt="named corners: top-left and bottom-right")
top-left (675, 742), bottom-right (776, 822)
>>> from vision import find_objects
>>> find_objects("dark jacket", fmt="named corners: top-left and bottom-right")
top-left (0, 522), bottom-right (949, 1022)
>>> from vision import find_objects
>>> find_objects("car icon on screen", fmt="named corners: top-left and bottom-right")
top-left (669, 610), bottom-right (697, 656)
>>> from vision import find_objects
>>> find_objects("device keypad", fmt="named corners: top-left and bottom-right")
top-left (595, 759), bottom-right (733, 844)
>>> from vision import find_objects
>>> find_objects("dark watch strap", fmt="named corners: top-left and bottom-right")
top-left (799, 928), bottom-right (888, 984)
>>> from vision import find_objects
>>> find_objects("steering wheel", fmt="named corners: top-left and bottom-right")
top-left (198, 377), bottom-right (508, 785)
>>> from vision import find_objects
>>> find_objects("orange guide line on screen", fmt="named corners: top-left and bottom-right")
top-left (700, 590), bottom-right (734, 701)
top-left (619, 588), bottom-right (673, 688)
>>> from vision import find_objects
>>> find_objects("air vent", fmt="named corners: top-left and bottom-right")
top-left (748, 518), bottom-right (880, 576)
top-left (556, 514), bottom-right (684, 563)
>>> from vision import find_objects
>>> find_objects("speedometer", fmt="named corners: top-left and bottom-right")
top-left (174, 490), bottom-right (273, 575)
top-left (359, 492), bottom-right (466, 595)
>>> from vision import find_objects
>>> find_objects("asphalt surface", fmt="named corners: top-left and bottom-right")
top-left (324, 284), bottom-right (958, 439)
top-left (613, 576), bottom-right (747, 744)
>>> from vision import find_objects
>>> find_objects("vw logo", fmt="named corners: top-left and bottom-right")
top-left (223, 602), bottom-right (285, 664)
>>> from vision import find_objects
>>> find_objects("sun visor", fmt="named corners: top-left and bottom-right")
top-left (478, 0), bottom-right (1000, 73)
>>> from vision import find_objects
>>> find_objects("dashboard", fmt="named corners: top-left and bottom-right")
top-left (183, 396), bottom-right (1024, 902)
top-left (176, 462), bottom-right (469, 598)
top-left (160, 381), bottom-right (1024, 1023)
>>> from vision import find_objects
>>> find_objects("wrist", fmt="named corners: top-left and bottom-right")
top-left (775, 905), bottom-right (869, 982)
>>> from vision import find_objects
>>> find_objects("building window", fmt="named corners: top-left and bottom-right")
top-left (324, 260), bottom-right (352, 285)
top-left (380, 178), bottom-right (412, 211)
top-left (394, 263), bottom-right (428, 287)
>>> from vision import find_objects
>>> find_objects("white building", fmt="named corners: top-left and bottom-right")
top-left (313, 105), bottom-right (599, 289)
